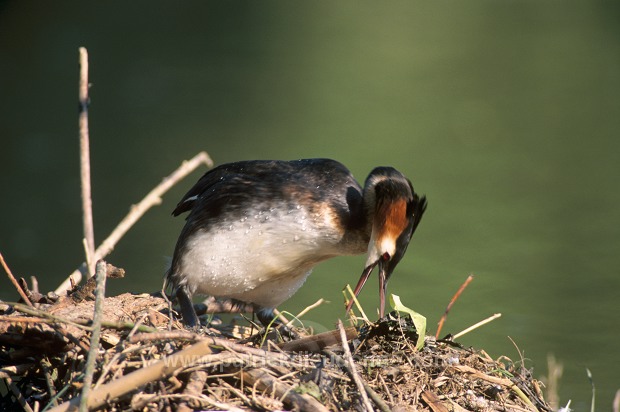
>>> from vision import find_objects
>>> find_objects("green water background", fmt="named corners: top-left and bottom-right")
top-left (1, 2), bottom-right (619, 409)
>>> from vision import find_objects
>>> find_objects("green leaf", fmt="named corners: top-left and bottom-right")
top-left (389, 294), bottom-right (426, 349)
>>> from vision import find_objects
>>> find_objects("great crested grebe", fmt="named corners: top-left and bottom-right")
top-left (166, 158), bottom-right (426, 328)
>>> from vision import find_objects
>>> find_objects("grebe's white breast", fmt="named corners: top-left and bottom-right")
top-left (179, 199), bottom-right (364, 308)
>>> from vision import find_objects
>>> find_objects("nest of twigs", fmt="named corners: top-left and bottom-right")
top-left (0, 269), bottom-right (551, 412)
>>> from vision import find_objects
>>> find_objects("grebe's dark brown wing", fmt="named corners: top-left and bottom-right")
top-left (172, 159), bottom-right (364, 228)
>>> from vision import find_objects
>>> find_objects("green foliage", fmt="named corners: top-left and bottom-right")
top-left (389, 294), bottom-right (426, 350)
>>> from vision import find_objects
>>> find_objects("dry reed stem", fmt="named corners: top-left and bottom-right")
top-left (436, 274), bottom-right (474, 338)
top-left (453, 312), bottom-right (502, 339)
top-left (0, 253), bottom-right (33, 307)
top-left (344, 284), bottom-right (370, 324)
top-left (78, 47), bottom-right (96, 277)
top-left (286, 298), bottom-right (326, 328)
top-left (273, 308), bottom-right (290, 324)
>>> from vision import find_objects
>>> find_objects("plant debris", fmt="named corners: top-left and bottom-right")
top-left (0, 280), bottom-right (552, 412)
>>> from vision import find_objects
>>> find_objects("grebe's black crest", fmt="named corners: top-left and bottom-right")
top-left (166, 159), bottom-right (426, 328)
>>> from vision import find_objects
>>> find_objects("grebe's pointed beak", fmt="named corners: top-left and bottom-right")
top-left (345, 252), bottom-right (393, 318)
top-left (377, 257), bottom-right (389, 318)
top-left (346, 261), bottom-right (378, 313)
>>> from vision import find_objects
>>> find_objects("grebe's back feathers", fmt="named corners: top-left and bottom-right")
top-left (172, 158), bottom-right (366, 233)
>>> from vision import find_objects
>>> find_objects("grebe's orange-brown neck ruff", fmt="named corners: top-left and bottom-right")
top-left (166, 159), bottom-right (427, 327)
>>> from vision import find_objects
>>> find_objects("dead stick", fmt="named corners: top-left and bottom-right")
top-left (285, 298), bottom-right (325, 327)
top-left (273, 308), bottom-right (290, 324)
top-left (337, 319), bottom-right (374, 412)
top-left (453, 313), bottom-right (502, 339)
top-left (0, 253), bottom-right (33, 307)
top-left (61, 151), bottom-right (213, 293)
top-left (79, 260), bottom-right (106, 412)
top-left (78, 47), bottom-right (96, 277)
top-left (436, 274), bottom-right (474, 339)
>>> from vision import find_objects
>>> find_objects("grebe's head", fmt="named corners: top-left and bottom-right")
top-left (347, 167), bottom-right (427, 318)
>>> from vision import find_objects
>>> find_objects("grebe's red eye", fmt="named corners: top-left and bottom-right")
top-left (382, 252), bottom-right (390, 261)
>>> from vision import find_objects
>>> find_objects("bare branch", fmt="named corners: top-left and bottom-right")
top-left (78, 47), bottom-right (96, 277)
top-left (0, 253), bottom-right (34, 307)
top-left (436, 274), bottom-right (474, 339)
top-left (453, 313), bottom-right (502, 339)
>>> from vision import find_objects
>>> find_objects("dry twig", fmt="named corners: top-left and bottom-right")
top-left (436, 274), bottom-right (474, 338)
top-left (453, 313), bottom-right (502, 339)
top-left (286, 298), bottom-right (326, 328)
top-left (78, 47), bottom-right (96, 277)
top-left (0, 253), bottom-right (33, 307)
